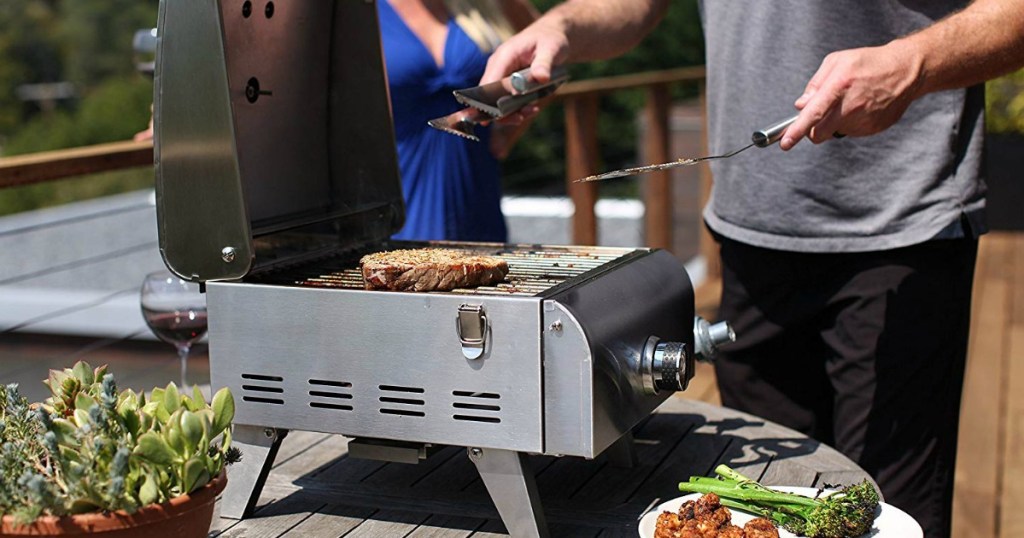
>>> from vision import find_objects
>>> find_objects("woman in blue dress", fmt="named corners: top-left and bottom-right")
top-left (378, 0), bottom-right (537, 242)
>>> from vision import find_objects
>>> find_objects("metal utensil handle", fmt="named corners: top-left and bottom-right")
top-left (510, 66), bottom-right (570, 94)
top-left (751, 115), bottom-right (798, 148)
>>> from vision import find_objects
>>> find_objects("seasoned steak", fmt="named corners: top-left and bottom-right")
top-left (360, 248), bottom-right (509, 292)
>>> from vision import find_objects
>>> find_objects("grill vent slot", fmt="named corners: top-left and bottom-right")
top-left (452, 391), bottom-right (502, 424)
top-left (308, 378), bottom-right (354, 412)
top-left (241, 374), bottom-right (284, 405)
top-left (378, 385), bottom-right (426, 418)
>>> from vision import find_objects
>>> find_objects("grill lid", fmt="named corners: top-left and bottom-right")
top-left (154, 0), bottom-right (403, 282)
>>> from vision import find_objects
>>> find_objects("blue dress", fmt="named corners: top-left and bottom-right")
top-left (377, 1), bottom-right (508, 242)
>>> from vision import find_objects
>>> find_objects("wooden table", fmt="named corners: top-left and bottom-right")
top-left (209, 396), bottom-right (872, 537)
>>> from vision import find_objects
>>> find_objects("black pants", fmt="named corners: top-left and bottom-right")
top-left (713, 236), bottom-right (978, 538)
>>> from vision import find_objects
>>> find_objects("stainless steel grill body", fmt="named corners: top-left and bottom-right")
top-left (208, 244), bottom-right (692, 459)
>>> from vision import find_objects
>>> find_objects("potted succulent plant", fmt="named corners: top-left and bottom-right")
top-left (0, 361), bottom-right (239, 537)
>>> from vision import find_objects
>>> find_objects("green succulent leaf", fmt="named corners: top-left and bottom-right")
top-left (45, 369), bottom-right (69, 397)
top-left (74, 392), bottom-right (96, 412)
top-left (149, 387), bottom-right (165, 408)
top-left (141, 400), bottom-right (160, 417)
top-left (192, 386), bottom-right (207, 409)
top-left (138, 410), bottom-right (154, 434)
top-left (72, 408), bottom-right (90, 428)
top-left (50, 418), bottom-right (78, 445)
top-left (152, 401), bottom-right (170, 424)
top-left (182, 457), bottom-right (209, 493)
top-left (180, 411), bottom-right (203, 453)
top-left (134, 432), bottom-right (176, 465)
top-left (211, 388), bottom-right (235, 435)
top-left (71, 361), bottom-right (95, 385)
top-left (139, 472), bottom-right (160, 506)
top-left (166, 423), bottom-right (186, 455)
top-left (163, 383), bottom-right (181, 414)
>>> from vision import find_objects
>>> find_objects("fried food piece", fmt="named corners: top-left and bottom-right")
top-left (743, 518), bottom-right (780, 538)
top-left (654, 512), bottom-right (685, 538)
top-left (653, 493), bottom-right (781, 538)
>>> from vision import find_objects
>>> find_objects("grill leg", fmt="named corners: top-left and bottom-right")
top-left (468, 448), bottom-right (549, 538)
top-left (220, 425), bottom-right (288, 520)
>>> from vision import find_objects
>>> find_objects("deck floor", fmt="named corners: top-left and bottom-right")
top-left (1, 232), bottom-right (1021, 536)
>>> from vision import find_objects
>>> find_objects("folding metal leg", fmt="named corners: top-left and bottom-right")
top-left (606, 430), bottom-right (638, 468)
top-left (468, 448), bottom-right (549, 538)
top-left (220, 425), bottom-right (288, 520)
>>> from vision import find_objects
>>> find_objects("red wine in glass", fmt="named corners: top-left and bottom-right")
top-left (141, 271), bottom-right (208, 388)
top-left (141, 309), bottom-right (208, 348)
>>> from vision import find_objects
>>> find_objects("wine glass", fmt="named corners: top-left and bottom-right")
top-left (140, 271), bottom-right (208, 388)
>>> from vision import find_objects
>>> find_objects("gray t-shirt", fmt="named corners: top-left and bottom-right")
top-left (700, 1), bottom-right (986, 253)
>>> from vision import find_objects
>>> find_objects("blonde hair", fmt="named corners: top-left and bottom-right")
top-left (443, 0), bottom-right (517, 53)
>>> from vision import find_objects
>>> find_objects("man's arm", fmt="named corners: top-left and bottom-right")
top-left (480, 0), bottom-right (669, 85)
top-left (782, 0), bottom-right (1024, 150)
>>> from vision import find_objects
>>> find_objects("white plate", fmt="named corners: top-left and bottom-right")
top-left (638, 486), bottom-right (922, 538)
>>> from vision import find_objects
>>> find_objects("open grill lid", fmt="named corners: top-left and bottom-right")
top-left (154, 0), bottom-right (404, 283)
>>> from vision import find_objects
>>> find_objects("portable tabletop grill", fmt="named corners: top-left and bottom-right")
top-left (153, 1), bottom-right (733, 536)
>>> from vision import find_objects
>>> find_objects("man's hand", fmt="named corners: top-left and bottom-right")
top-left (781, 0), bottom-right (1024, 150)
top-left (479, 0), bottom-right (668, 88)
top-left (480, 15), bottom-right (569, 88)
top-left (781, 42), bottom-right (924, 150)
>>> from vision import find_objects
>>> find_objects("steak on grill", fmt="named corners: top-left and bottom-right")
top-left (361, 248), bottom-right (509, 291)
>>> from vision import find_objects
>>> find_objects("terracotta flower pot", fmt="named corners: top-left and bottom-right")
top-left (1, 472), bottom-right (226, 538)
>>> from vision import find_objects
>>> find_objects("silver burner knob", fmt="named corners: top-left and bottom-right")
top-left (641, 337), bottom-right (691, 394)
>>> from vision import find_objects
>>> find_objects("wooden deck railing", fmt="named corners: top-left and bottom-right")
top-left (553, 65), bottom-right (718, 281)
top-left (0, 66), bottom-right (719, 283)
top-left (0, 139), bottom-right (153, 188)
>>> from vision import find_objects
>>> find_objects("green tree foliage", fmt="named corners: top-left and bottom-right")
top-left (987, 69), bottom-right (1024, 134)
top-left (0, 0), bottom-right (64, 134)
top-left (4, 76), bottom-right (152, 155)
top-left (58, 0), bottom-right (158, 89)
top-left (0, 0), bottom-right (156, 148)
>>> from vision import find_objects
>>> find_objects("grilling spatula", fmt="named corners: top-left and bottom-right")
top-left (428, 66), bottom-right (570, 142)
top-left (575, 115), bottom-right (799, 182)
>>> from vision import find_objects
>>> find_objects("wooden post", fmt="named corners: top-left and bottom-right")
top-left (643, 83), bottom-right (672, 251)
top-left (565, 95), bottom-right (599, 246)
top-left (697, 81), bottom-right (721, 281)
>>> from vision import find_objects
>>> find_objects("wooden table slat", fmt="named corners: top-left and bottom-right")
top-left (280, 503), bottom-right (377, 537)
top-left (343, 509), bottom-right (431, 537)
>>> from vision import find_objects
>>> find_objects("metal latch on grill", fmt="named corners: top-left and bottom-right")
top-left (456, 304), bottom-right (488, 360)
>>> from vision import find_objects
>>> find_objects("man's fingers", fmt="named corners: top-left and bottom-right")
top-left (809, 105), bottom-right (843, 144)
top-left (527, 42), bottom-right (563, 85)
top-left (795, 55), bottom-right (837, 109)
top-left (780, 83), bottom-right (842, 150)
top-left (481, 44), bottom-right (531, 86)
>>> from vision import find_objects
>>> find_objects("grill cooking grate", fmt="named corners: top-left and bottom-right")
top-left (255, 244), bottom-right (636, 297)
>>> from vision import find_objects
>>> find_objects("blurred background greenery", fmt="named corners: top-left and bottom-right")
top-left (0, 0), bottom-right (1020, 217)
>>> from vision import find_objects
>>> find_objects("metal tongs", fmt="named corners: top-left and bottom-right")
top-left (575, 116), bottom-right (799, 182)
top-left (428, 66), bottom-right (570, 141)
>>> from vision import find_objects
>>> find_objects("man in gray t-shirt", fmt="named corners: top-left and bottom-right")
top-left (482, 1), bottom-right (1024, 537)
